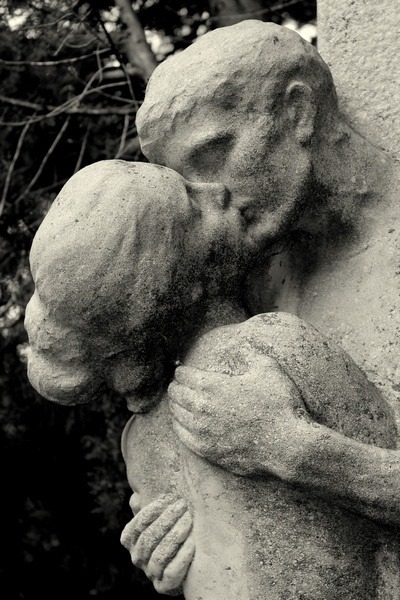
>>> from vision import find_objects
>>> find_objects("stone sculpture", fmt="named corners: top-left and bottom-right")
top-left (25, 19), bottom-right (400, 599)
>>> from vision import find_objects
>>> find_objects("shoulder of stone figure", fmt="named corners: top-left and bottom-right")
top-left (188, 312), bottom-right (397, 449)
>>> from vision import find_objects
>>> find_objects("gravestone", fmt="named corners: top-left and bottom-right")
top-left (25, 3), bottom-right (400, 599)
top-left (319, 0), bottom-right (400, 161)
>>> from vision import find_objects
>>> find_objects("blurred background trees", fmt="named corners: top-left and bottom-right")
top-left (0, 1), bottom-right (316, 598)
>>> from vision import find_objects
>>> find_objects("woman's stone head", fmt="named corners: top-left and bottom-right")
top-left (25, 160), bottom-right (240, 411)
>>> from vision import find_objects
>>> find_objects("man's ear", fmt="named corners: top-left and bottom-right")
top-left (284, 81), bottom-right (317, 145)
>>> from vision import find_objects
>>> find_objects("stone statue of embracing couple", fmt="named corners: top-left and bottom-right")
top-left (25, 20), bottom-right (400, 599)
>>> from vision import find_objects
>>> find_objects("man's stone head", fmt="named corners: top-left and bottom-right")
top-left (137, 20), bottom-right (341, 245)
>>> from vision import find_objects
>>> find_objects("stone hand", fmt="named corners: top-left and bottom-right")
top-left (120, 493), bottom-right (195, 596)
top-left (168, 356), bottom-right (312, 478)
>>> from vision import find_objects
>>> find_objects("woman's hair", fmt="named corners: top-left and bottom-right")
top-left (25, 160), bottom-right (219, 411)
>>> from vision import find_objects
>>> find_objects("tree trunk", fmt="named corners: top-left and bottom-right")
top-left (115, 0), bottom-right (158, 81)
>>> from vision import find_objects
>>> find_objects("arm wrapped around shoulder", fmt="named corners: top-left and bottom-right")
top-left (169, 311), bottom-right (397, 478)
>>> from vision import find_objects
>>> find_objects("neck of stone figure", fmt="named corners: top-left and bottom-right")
top-left (196, 296), bottom-right (248, 339)
top-left (296, 123), bottom-right (395, 251)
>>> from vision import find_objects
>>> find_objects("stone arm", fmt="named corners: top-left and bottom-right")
top-left (286, 423), bottom-right (400, 528)
top-left (169, 360), bottom-right (400, 528)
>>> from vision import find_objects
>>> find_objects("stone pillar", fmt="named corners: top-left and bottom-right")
top-left (318, 0), bottom-right (400, 161)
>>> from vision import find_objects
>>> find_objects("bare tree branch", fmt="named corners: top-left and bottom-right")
top-left (54, 19), bottom-right (83, 56)
top-left (208, 0), bottom-right (304, 23)
top-left (114, 0), bottom-right (158, 81)
top-left (0, 48), bottom-right (111, 67)
top-left (1, 106), bottom-right (134, 126)
top-left (0, 82), bottom-right (138, 125)
top-left (116, 134), bottom-right (141, 159)
top-left (0, 118), bottom-right (34, 217)
top-left (115, 114), bottom-right (130, 158)
top-left (0, 95), bottom-right (40, 111)
top-left (14, 10), bottom-right (76, 32)
top-left (14, 118), bottom-right (71, 205)
top-left (66, 37), bottom-right (99, 50)
top-left (94, 11), bottom-right (137, 101)
top-left (73, 123), bottom-right (91, 174)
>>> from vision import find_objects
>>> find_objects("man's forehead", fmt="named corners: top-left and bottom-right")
top-left (137, 20), bottom-right (327, 163)
top-left (141, 23), bottom-right (312, 127)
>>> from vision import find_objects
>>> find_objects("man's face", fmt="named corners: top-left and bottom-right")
top-left (172, 111), bottom-right (311, 250)
top-left (222, 124), bottom-right (311, 248)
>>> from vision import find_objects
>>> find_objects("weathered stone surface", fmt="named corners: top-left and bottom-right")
top-left (319, 0), bottom-right (400, 161)
top-left (25, 159), bottom-right (245, 412)
top-left (177, 314), bottom-right (399, 599)
top-left (122, 310), bottom-right (398, 598)
top-left (121, 402), bottom-right (194, 596)
top-left (137, 19), bottom-right (400, 439)
top-left (25, 15), bottom-right (400, 600)
top-left (137, 20), bottom-right (339, 251)
top-left (185, 313), bottom-right (397, 449)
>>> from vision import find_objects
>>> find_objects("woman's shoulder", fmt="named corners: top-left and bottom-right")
top-left (187, 312), bottom-right (397, 447)
top-left (187, 312), bottom-right (312, 363)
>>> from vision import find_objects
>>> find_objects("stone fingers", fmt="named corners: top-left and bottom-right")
top-left (172, 420), bottom-right (209, 459)
top-left (168, 380), bottom-right (194, 411)
top-left (120, 493), bottom-right (176, 549)
top-left (129, 492), bottom-right (141, 514)
top-left (145, 509), bottom-right (193, 581)
top-left (169, 380), bottom-right (199, 412)
top-left (174, 365), bottom-right (236, 392)
top-left (130, 499), bottom-right (187, 567)
top-left (169, 392), bottom-right (202, 429)
top-left (174, 365), bottom-right (211, 389)
top-left (169, 381), bottom-right (213, 417)
top-left (153, 537), bottom-right (196, 596)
